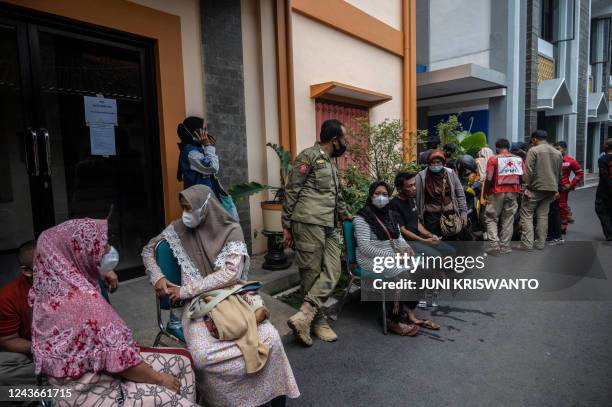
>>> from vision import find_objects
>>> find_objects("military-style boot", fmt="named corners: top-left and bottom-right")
top-left (287, 301), bottom-right (316, 346)
top-left (311, 315), bottom-right (338, 342)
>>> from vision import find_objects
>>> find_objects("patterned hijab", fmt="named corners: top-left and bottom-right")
top-left (172, 185), bottom-right (246, 277)
top-left (30, 219), bottom-right (141, 378)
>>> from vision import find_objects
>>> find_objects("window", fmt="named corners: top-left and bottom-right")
top-left (541, 0), bottom-right (554, 43)
top-left (541, 0), bottom-right (575, 44)
top-left (590, 17), bottom-right (611, 66)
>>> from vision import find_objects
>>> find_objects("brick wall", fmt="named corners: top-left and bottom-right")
top-left (200, 0), bottom-right (252, 249)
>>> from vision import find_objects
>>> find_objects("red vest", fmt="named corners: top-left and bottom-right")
top-left (493, 154), bottom-right (523, 186)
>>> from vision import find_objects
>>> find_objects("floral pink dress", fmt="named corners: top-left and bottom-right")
top-left (31, 219), bottom-right (197, 406)
top-left (30, 219), bottom-right (141, 378)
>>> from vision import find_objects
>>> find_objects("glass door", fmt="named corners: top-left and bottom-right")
top-left (0, 6), bottom-right (164, 282)
top-left (0, 20), bottom-right (39, 286)
top-left (30, 26), bottom-right (163, 278)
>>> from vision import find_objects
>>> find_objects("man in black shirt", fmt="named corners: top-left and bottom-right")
top-left (390, 172), bottom-right (456, 308)
top-left (596, 139), bottom-right (612, 241)
top-left (390, 173), bottom-right (456, 258)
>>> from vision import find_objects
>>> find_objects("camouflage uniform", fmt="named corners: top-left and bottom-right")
top-left (283, 142), bottom-right (348, 339)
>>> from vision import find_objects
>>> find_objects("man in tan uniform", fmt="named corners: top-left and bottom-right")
top-left (283, 119), bottom-right (351, 346)
top-left (519, 130), bottom-right (563, 250)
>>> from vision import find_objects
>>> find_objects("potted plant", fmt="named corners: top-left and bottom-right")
top-left (228, 142), bottom-right (292, 232)
top-left (228, 143), bottom-right (292, 269)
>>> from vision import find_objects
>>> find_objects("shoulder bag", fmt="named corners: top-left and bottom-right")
top-left (439, 174), bottom-right (463, 237)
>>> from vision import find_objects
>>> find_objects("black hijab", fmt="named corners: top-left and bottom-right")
top-left (356, 181), bottom-right (399, 240)
top-left (177, 116), bottom-right (205, 181)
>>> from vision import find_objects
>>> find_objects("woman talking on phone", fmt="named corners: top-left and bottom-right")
top-left (177, 116), bottom-right (239, 219)
top-left (177, 116), bottom-right (219, 190)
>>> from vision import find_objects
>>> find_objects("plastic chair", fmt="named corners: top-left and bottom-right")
top-left (99, 277), bottom-right (110, 303)
top-left (336, 220), bottom-right (388, 334)
top-left (153, 239), bottom-right (186, 346)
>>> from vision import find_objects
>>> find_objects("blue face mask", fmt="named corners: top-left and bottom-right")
top-left (429, 164), bottom-right (444, 173)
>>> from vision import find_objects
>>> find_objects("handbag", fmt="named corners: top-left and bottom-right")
top-left (439, 175), bottom-right (463, 237)
top-left (371, 213), bottom-right (410, 255)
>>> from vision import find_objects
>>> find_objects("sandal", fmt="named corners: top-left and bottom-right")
top-left (388, 320), bottom-right (419, 336)
top-left (415, 319), bottom-right (440, 330)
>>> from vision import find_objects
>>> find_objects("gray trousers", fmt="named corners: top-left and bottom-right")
top-left (520, 190), bottom-right (557, 249)
top-left (0, 352), bottom-right (37, 386)
top-left (485, 192), bottom-right (519, 250)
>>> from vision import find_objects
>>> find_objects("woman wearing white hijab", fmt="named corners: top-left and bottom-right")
top-left (142, 185), bottom-right (299, 407)
top-left (475, 147), bottom-right (495, 182)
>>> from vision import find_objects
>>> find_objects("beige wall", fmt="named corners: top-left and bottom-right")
top-left (291, 12), bottom-right (403, 153)
top-left (241, 0), bottom-right (281, 253)
top-left (344, 0), bottom-right (402, 31)
top-left (128, 0), bottom-right (205, 117)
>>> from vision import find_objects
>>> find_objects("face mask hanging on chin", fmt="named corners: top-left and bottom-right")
top-left (182, 193), bottom-right (212, 229)
top-left (99, 246), bottom-right (120, 273)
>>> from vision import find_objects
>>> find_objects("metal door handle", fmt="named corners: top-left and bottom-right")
top-left (39, 128), bottom-right (51, 176)
top-left (26, 128), bottom-right (40, 176)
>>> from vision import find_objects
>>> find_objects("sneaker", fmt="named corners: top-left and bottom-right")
top-left (547, 238), bottom-right (562, 246)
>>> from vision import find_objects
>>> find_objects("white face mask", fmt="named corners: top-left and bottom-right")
top-left (99, 246), bottom-right (119, 273)
top-left (372, 195), bottom-right (389, 209)
top-left (182, 211), bottom-right (200, 228)
top-left (181, 193), bottom-right (212, 228)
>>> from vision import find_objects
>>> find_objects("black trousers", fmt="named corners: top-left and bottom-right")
top-left (423, 211), bottom-right (442, 237)
top-left (547, 199), bottom-right (562, 240)
top-left (259, 395), bottom-right (287, 407)
top-left (595, 197), bottom-right (612, 240)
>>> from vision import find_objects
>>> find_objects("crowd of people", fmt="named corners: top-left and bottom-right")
top-left (0, 116), bottom-right (611, 405)
top-left (282, 121), bottom-right (612, 339)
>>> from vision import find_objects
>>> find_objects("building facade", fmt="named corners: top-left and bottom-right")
top-left (417, 0), bottom-right (611, 175)
top-left (0, 0), bottom-right (417, 282)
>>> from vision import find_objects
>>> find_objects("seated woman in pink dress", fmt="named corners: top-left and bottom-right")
top-left (30, 218), bottom-right (197, 406)
top-left (142, 185), bottom-right (300, 407)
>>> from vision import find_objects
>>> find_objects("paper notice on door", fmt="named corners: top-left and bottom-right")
top-left (84, 96), bottom-right (118, 125)
top-left (89, 124), bottom-right (116, 156)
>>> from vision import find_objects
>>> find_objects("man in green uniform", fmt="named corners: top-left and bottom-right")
top-left (283, 119), bottom-right (351, 346)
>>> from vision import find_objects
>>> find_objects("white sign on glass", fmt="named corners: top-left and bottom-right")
top-left (84, 96), bottom-right (118, 125)
top-left (89, 123), bottom-right (116, 156)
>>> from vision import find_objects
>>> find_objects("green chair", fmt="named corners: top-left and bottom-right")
top-left (337, 220), bottom-right (388, 334)
top-left (99, 277), bottom-right (110, 303)
top-left (153, 239), bottom-right (186, 346)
